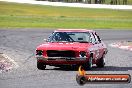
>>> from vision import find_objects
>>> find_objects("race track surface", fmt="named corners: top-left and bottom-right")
top-left (0, 29), bottom-right (132, 88)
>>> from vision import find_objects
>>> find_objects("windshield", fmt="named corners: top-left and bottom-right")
top-left (48, 32), bottom-right (91, 43)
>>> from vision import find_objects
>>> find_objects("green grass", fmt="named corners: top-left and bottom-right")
top-left (0, 1), bottom-right (132, 29)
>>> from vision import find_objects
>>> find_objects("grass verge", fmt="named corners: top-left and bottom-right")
top-left (0, 1), bottom-right (132, 29)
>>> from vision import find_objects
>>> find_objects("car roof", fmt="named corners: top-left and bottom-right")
top-left (54, 29), bottom-right (94, 32)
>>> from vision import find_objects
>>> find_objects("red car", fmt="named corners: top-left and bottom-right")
top-left (36, 29), bottom-right (107, 70)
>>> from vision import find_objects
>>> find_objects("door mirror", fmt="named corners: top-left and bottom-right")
top-left (95, 41), bottom-right (98, 44)
top-left (44, 39), bottom-right (47, 42)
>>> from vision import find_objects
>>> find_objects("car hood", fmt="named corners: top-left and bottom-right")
top-left (37, 42), bottom-right (92, 51)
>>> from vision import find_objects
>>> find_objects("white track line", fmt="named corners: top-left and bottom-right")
top-left (1, 54), bottom-right (19, 68)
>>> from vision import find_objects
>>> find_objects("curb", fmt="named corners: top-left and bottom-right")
top-left (109, 42), bottom-right (132, 51)
top-left (2, 54), bottom-right (19, 68)
top-left (0, 53), bottom-right (19, 73)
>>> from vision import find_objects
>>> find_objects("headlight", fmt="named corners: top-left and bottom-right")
top-left (36, 50), bottom-right (43, 55)
top-left (79, 51), bottom-right (86, 57)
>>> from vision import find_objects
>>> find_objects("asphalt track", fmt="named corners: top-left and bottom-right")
top-left (0, 29), bottom-right (132, 88)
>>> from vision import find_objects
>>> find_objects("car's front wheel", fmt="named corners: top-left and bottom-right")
top-left (83, 57), bottom-right (93, 70)
top-left (96, 56), bottom-right (105, 68)
top-left (37, 61), bottom-right (46, 70)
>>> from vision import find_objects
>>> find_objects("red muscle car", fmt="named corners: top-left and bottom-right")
top-left (36, 29), bottom-right (108, 70)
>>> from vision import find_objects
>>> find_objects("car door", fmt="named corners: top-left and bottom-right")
top-left (90, 32), bottom-right (100, 60)
top-left (93, 32), bottom-right (104, 59)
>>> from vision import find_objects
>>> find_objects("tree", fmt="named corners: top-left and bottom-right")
top-left (123, 0), bottom-right (127, 5)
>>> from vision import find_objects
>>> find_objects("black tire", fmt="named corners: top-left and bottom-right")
top-left (83, 57), bottom-right (93, 70)
top-left (37, 61), bottom-right (46, 70)
top-left (96, 56), bottom-right (105, 68)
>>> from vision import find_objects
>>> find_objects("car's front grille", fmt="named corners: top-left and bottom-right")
top-left (47, 50), bottom-right (75, 57)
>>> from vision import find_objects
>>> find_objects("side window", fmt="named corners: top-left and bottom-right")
top-left (93, 33), bottom-right (99, 43)
top-left (95, 32), bottom-right (101, 43)
top-left (90, 33), bottom-right (96, 44)
top-left (91, 32), bottom-right (101, 44)
top-left (47, 32), bottom-right (54, 41)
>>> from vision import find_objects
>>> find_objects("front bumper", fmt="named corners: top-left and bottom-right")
top-left (36, 56), bottom-right (88, 65)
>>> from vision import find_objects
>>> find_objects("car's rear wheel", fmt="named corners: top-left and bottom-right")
top-left (37, 61), bottom-right (46, 70)
top-left (96, 56), bottom-right (105, 68)
top-left (83, 57), bottom-right (93, 70)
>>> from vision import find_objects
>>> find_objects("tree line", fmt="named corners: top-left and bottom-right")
top-left (36, 0), bottom-right (128, 5)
